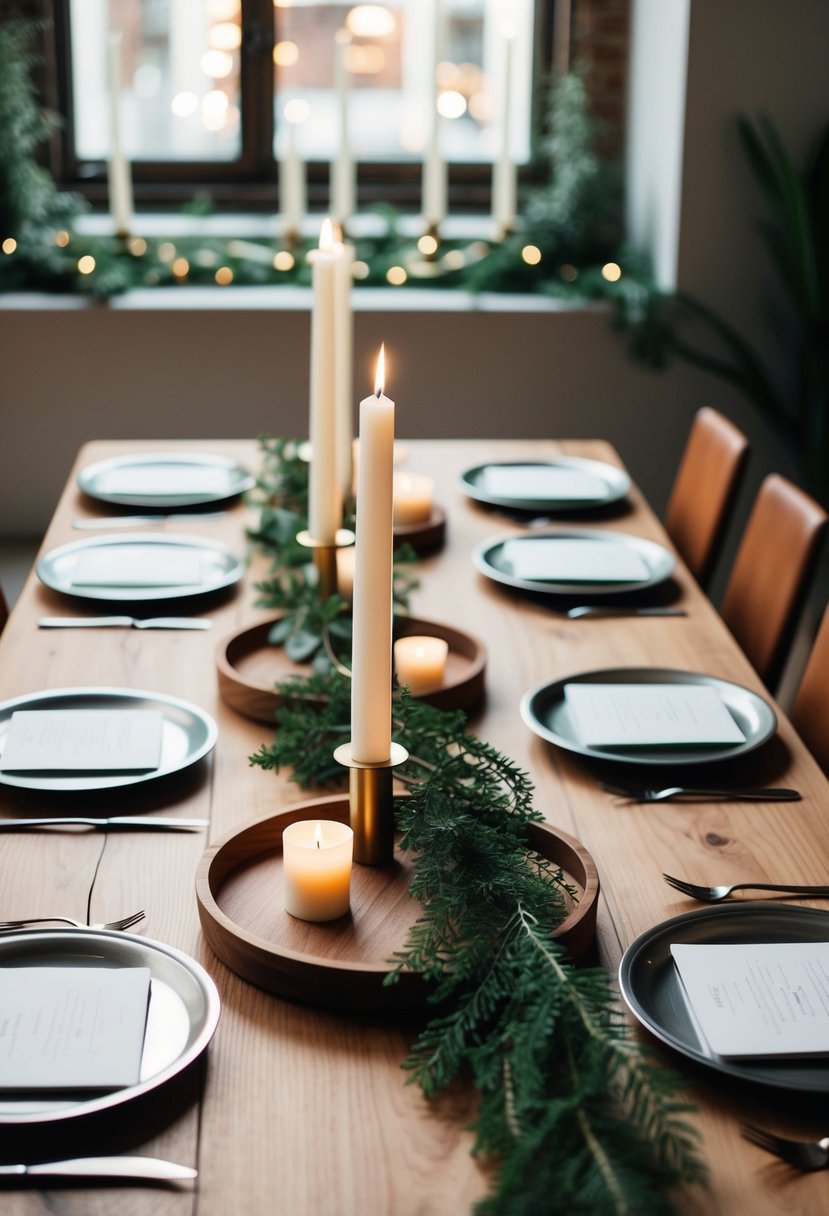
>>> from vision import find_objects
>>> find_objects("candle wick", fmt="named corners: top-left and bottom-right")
top-left (375, 387), bottom-right (381, 398)
top-left (316, 839), bottom-right (321, 848)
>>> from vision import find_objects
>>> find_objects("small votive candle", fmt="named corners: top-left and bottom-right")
top-left (394, 635), bottom-right (449, 693)
top-left (393, 473), bottom-right (434, 525)
top-left (282, 820), bottom-right (353, 922)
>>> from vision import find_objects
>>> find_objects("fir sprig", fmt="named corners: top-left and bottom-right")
top-left (251, 678), bottom-right (706, 1213)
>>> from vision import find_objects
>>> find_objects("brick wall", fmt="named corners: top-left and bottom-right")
top-left (571, 0), bottom-right (631, 156)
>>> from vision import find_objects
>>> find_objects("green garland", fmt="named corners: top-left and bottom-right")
top-left (249, 443), bottom-right (706, 1214)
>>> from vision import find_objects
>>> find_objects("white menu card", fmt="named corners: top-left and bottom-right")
top-left (505, 538), bottom-right (650, 583)
top-left (0, 709), bottom-right (164, 772)
top-left (482, 465), bottom-right (608, 502)
top-left (97, 466), bottom-right (231, 497)
top-left (71, 547), bottom-right (204, 588)
top-left (564, 684), bottom-right (746, 747)
top-left (0, 966), bottom-right (151, 1090)
top-left (671, 942), bottom-right (829, 1058)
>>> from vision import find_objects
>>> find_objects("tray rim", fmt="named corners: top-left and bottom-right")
top-left (392, 504), bottom-right (447, 554)
top-left (78, 450), bottom-right (255, 507)
top-left (460, 457), bottom-right (631, 512)
top-left (195, 794), bottom-right (599, 1013)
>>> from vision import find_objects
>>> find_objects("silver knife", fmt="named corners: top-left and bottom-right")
top-left (565, 606), bottom-right (688, 619)
top-left (38, 616), bottom-right (212, 630)
top-left (73, 514), bottom-right (225, 528)
top-left (0, 816), bottom-right (208, 831)
top-left (0, 1155), bottom-right (197, 1182)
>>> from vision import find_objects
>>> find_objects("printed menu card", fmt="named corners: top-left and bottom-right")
top-left (482, 465), bottom-right (608, 501)
top-left (0, 709), bottom-right (164, 772)
top-left (71, 546), bottom-right (204, 588)
top-left (0, 966), bottom-right (151, 1090)
top-left (505, 538), bottom-right (650, 583)
top-left (564, 683), bottom-right (746, 748)
top-left (671, 942), bottom-right (829, 1058)
top-left (97, 466), bottom-right (231, 497)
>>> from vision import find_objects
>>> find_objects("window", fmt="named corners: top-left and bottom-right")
top-left (49, 0), bottom-right (548, 212)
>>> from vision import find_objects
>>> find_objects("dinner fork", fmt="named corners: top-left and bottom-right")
top-left (0, 910), bottom-right (145, 932)
top-left (741, 1122), bottom-right (829, 1170)
top-left (662, 873), bottom-right (829, 903)
top-left (600, 782), bottom-right (801, 802)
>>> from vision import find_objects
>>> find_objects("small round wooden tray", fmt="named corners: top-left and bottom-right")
top-left (195, 795), bottom-right (600, 1015)
top-left (216, 614), bottom-right (486, 724)
top-left (393, 505), bottom-right (446, 554)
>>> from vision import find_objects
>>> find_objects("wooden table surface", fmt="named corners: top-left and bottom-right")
top-left (2, 438), bottom-right (829, 1216)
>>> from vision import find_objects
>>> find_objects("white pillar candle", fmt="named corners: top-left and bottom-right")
top-left (492, 23), bottom-right (517, 233)
top-left (351, 345), bottom-right (394, 763)
top-left (334, 237), bottom-right (355, 499)
top-left (393, 472), bottom-right (434, 524)
top-left (282, 820), bottom-right (353, 922)
top-left (107, 32), bottom-right (134, 237)
top-left (307, 218), bottom-right (344, 543)
top-left (331, 29), bottom-right (356, 226)
top-left (394, 635), bottom-right (449, 693)
top-left (280, 99), bottom-right (308, 238)
top-left (421, 0), bottom-right (446, 228)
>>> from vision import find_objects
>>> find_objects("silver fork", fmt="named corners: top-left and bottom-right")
top-left (663, 873), bottom-right (829, 903)
top-left (741, 1122), bottom-right (829, 1170)
top-left (600, 782), bottom-right (801, 802)
top-left (0, 910), bottom-right (145, 932)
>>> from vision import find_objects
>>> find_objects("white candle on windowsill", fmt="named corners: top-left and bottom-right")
top-left (393, 472), bottom-right (434, 525)
top-left (307, 218), bottom-right (344, 543)
top-left (107, 32), bottom-right (134, 238)
top-left (491, 22), bottom-right (517, 234)
top-left (331, 29), bottom-right (356, 227)
top-left (394, 636), bottom-right (449, 693)
top-left (350, 345), bottom-right (394, 763)
top-left (333, 230), bottom-right (355, 500)
top-left (282, 819), bottom-right (353, 922)
top-left (421, 0), bottom-right (446, 229)
top-left (280, 99), bottom-right (308, 239)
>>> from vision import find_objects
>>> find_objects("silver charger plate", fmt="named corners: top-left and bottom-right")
top-left (78, 451), bottom-right (254, 508)
top-left (0, 687), bottom-right (217, 791)
top-left (619, 904), bottom-right (829, 1093)
top-left (37, 533), bottom-right (243, 603)
top-left (473, 529), bottom-right (675, 596)
top-left (520, 667), bottom-right (776, 766)
top-left (460, 458), bottom-right (631, 511)
top-left (0, 927), bottom-right (221, 1124)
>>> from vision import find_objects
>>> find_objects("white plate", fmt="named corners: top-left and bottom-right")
top-left (78, 452), bottom-right (254, 508)
top-left (473, 529), bottom-right (675, 596)
top-left (0, 687), bottom-right (217, 792)
top-left (460, 458), bottom-right (630, 512)
top-left (520, 667), bottom-right (776, 766)
top-left (0, 928), bottom-right (220, 1124)
top-left (37, 534), bottom-right (243, 603)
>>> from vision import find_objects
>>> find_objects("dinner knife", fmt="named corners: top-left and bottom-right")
top-left (38, 616), bottom-right (212, 630)
top-left (0, 1156), bottom-right (197, 1182)
top-left (0, 816), bottom-right (209, 831)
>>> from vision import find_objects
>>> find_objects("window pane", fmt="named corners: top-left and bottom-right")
top-left (274, 0), bottom-right (534, 165)
top-left (70, 0), bottom-right (242, 163)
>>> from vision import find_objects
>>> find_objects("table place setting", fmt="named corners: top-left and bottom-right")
top-left (38, 615), bottom-right (212, 630)
top-left (77, 451), bottom-right (254, 508)
top-left (460, 456), bottom-right (631, 513)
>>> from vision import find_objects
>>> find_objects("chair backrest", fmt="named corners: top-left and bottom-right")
top-left (721, 474), bottom-right (827, 689)
top-left (790, 604), bottom-right (829, 775)
top-left (664, 407), bottom-right (750, 587)
top-left (0, 584), bottom-right (7, 634)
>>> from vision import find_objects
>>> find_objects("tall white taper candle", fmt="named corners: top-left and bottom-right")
top-left (307, 218), bottom-right (343, 543)
top-left (280, 100), bottom-right (308, 238)
top-left (331, 30), bottom-right (356, 226)
top-left (107, 32), bottom-right (134, 237)
top-left (334, 236), bottom-right (355, 498)
top-left (421, 0), bottom-right (446, 228)
top-left (492, 23), bottom-right (517, 233)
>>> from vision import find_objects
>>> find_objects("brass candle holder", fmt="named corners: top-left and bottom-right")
top-left (333, 741), bottom-right (408, 865)
top-left (296, 529), bottom-right (355, 600)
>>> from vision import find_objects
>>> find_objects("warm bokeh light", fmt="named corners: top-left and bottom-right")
top-left (386, 265), bottom-right (407, 286)
top-left (352, 260), bottom-right (370, 279)
top-left (273, 250), bottom-right (295, 271)
top-left (202, 90), bottom-right (229, 117)
top-left (560, 263), bottom-right (578, 281)
top-left (346, 5), bottom-right (396, 38)
top-left (77, 255), bottom-right (96, 274)
top-left (2, 238), bottom-right (17, 254)
top-left (283, 98), bottom-right (309, 124)
top-left (417, 234), bottom-right (438, 256)
top-left (345, 44), bottom-right (386, 74)
top-left (209, 22), bottom-right (241, 51)
top-left (442, 249), bottom-right (465, 270)
top-left (215, 266), bottom-right (234, 285)
top-left (172, 257), bottom-right (190, 277)
top-left (207, 0), bottom-right (239, 19)
top-left (436, 61), bottom-right (459, 89)
top-left (437, 90), bottom-right (467, 119)
top-left (468, 91), bottom-right (492, 123)
top-left (374, 343), bottom-right (386, 394)
top-left (127, 237), bottom-right (147, 256)
top-left (158, 242), bottom-right (176, 263)
top-left (171, 91), bottom-right (199, 117)
top-left (201, 50), bottom-right (234, 78)
top-left (601, 262), bottom-right (622, 282)
top-left (521, 245), bottom-right (542, 266)
top-left (55, 230), bottom-right (71, 248)
top-left (273, 41), bottom-right (300, 67)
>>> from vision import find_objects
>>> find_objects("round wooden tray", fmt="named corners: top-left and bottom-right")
top-left (216, 614), bottom-right (486, 724)
top-left (195, 795), bottom-right (600, 1016)
top-left (393, 505), bottom-right (446, 554)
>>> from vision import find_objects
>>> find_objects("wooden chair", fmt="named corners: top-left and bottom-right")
top-left (790, 604), bottom-right (829, 775)
top-left (0, 585), bottom-right (7, 634)
top-left (721, 474), bottom-right (827, 690)
top-left (664, 406), bottom-right (750, 587)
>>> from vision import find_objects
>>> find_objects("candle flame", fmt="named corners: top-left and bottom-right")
top-left (314, 821), bottom-right (324, 849)
top-left (374, 343), bottom-right (385, 397)
top-left (319, 217), bottom-right (334, 252)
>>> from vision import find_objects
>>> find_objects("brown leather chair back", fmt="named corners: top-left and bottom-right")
top-left (721, 474), bottom-right (827, 689)
top-left (790, 604), bottom-right (829, 774)
top-left (665, 407), bottom-right (750, 587)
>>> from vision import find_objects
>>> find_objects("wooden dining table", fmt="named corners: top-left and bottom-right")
top-left (2, 436), bottom-right (829, 1216)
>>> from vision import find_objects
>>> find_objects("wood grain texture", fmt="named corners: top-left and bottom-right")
top-left (2, 438), bottom-right (829, 1215)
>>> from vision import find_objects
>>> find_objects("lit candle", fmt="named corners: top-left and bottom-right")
top-left (491, 23), bottom-right (517, 233)
top-left (393, 472), bottom-right (434, 525)
top-left (394, 636), bottom-right (449, 693)
top-left (280, 99), bottom-right (308, 239)
top-left (351, 345), bottom-right (394, 763)
top-left (334, 231), bottom-right (355, 499)
top-left (307, 218), bottom-right (344, 543)
top-left (331, 29), bottom-right (356, 226)
top-left (421, 0), bottom-right (446, 228)
top-left (282, 820), bottom-right (353, 921)
top-left (107, 32), bottom-right (134, 238)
